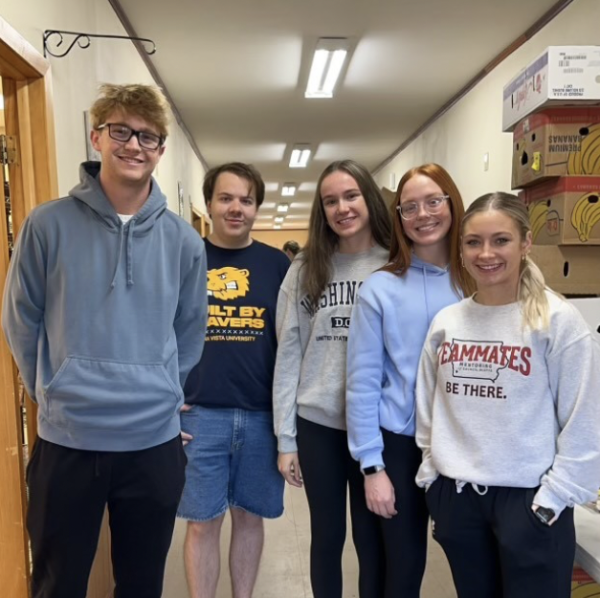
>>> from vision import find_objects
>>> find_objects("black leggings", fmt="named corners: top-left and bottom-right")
top-left (26, 437), bottom-right (186, 598)
top-left (379, 429), bottom-right (429, 597)
top-left (297, 416), bottom-right (385, 598)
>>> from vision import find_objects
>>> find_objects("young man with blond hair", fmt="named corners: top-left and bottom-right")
top-left (2, 83), bottom-right (207, 598)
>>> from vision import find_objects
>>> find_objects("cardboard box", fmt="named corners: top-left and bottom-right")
top-left (522, 177), bottom-right (600, 245)
top-left (512, 108), bottom-right (600, 189)
top-left (503, 46), bottom-right (600, 132)
top-left (571, 565), bottom-right (600, 596)
top-left (528, 245), bottom-right (600, 295)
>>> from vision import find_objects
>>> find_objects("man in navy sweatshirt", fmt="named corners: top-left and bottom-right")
top-left (177, 162), bottom-right (290, 598)
top-left (2, 83), bottom-right (207, 598)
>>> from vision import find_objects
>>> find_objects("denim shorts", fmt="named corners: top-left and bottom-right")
top-left (177, 406), bottom-right (284, 521)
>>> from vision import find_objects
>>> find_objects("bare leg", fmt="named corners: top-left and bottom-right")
top-left (183, 515), bottom-right (226, 598)
top-left (229, 508), bottom-right (264, 598)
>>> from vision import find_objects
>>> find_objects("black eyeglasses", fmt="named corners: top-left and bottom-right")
top-left (97, 123), bottom-right (164, 150)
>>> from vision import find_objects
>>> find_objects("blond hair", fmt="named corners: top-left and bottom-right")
top-left (462, 192), bottom-right (556, 331)
top-left (90, 84), bottom-right (170, 138)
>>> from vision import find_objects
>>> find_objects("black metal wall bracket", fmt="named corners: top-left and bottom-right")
top-left (43, 29), bottom-right (156, 58)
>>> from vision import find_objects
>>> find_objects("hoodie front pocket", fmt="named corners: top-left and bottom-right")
top-left (45, 357), bottom-right (182, 432)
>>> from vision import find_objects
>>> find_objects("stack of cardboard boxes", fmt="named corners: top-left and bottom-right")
top-left (503, 46), bottom-right (600, 295)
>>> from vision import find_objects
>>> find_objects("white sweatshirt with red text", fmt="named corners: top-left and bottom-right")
top-left (415, 291), bottom-right (600, 516)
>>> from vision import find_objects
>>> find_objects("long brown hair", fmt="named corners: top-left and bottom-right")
top-left (381, 163), bottom-right (475, 297)
top-left (302, 160), bottom-right (392, 307)
top-left (462, 192), bottom-right (552, 330)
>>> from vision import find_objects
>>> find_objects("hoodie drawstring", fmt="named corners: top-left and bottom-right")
top-left (110, 226), bottom-right (124, 290)
top-left (126, 219), bottom-right (135, 286)
top-left (455, 480), bottom-right (489, 496)
top-left (109, 221), bottom-right (136, 290)
top-left (422, 266), bottom-right (431, 322)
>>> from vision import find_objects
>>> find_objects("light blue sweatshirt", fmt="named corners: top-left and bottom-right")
top-left (2, 162), bottom-right (207, 452)
top-left (346, 256), bottom-right (460, 469)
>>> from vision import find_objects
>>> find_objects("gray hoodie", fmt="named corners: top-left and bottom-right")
top-left (2, 162), bottom-right (207, 451)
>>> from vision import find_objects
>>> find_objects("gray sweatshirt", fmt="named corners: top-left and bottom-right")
top-left (273, 246), bottom-right (388, 453)
top-left (416, 291), bottom-right (600, 515)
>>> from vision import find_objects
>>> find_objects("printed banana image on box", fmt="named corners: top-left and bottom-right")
top-left (571, 566), bottom-right (600, 597)
top-left (512, 108), bottom-right (600, 189)
top-left (521, 178), bottom-right (600, 245)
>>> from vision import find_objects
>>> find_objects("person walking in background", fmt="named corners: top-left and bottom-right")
top-left (417, 192), bottom-right (600, 598)
top-left (283, 239), bottom-right (301, 260)
top-left (274, 159), bottom-right (392, 598)
top-left (2, 83), bottom-right (207, 598)
top-left (179, 162), bottom-right (290, 598)
top-left (346, 164), bottom-right (475, 597)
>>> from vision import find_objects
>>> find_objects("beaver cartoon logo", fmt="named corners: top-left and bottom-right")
top-left (207, 267), bottom-right (250, 300)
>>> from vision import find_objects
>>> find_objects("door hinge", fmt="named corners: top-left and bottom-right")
top-left (0, 135), bottom-right (18, 165)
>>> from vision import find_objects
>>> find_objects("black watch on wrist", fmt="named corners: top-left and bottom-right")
top-left (362, 465), bottom-right (385, 476)
top-left (534, 506), bottom-right (555, 525)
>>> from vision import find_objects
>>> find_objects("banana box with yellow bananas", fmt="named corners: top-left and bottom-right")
top-left (512, 108), bottom-right (600, 189)
top-left (571, 566), bottom-right (600, 597)
top-left (522, 177), bottom-right (600, 245)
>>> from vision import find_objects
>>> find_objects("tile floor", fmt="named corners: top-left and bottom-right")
top-left (163, 485), bottom-right (457, 598)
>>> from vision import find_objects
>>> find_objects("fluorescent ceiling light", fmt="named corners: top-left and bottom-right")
top-left (305, 38), bottom-right (349, 99)
top-left (274, 216), bottom-right (285, 224)
top-left (277, 203), bottom-right (289, 213)
top-left (274, 225), bottom-right (282, 230)
top-left (289, 145), bottom-right (311, 168)
top-left (281, 184), bottom-right (296, 197)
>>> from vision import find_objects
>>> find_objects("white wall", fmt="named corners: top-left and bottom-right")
top-left (374, 0), bottom-right (600, 206)
top-left (1, 0), bottom-right (207, 220)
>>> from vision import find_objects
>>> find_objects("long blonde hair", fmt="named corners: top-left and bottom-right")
top-left (462, 192), bottom-right (554, 330)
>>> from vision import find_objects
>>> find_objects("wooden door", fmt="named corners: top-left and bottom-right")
top-left (0, 128), bottom-right (30, 598)
top-left (0, 16), bottom-right (113, 598)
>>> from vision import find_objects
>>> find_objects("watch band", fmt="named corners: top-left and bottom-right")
top-left (362, 465), bottom-right (385, 476)
top-left (534, 506), bottom-right (555, 525)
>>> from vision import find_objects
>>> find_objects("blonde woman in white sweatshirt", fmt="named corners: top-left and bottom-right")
top-left (416, 192), bottom-right (600, 598)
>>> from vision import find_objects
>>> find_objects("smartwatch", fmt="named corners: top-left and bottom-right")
top-left (534, 506), bottom-right (555, 526)
top-left (362, 465), bottom-right (385, 476)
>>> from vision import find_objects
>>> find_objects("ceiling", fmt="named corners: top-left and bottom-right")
top-left (117, 0), bottom-right (565, 230)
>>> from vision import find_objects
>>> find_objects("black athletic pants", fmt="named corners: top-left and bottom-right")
top-left (26, 436), bottom-right (187, 598)
top-left (296, 416), bottom-right (385, 598)
top-left (425, 475), bottom-right (576, 598)
top-left (378, 429), bottom-right (429, 598)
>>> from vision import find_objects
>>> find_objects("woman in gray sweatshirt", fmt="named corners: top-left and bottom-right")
top-left (416, 192), bottom-right (600, 598)
top-left (273, 159), bottom-right (391, 598)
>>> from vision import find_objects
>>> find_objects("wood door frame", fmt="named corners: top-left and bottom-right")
top-left (0, 16), bottom-right (57, 598)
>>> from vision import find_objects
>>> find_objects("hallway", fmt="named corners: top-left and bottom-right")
top-left (164, 485), bottom-right (457, 598)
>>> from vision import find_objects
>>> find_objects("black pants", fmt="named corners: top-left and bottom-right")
top-left (426, 475), bottom-right (576, 598)
top-left (26, 436), bottom-right (187, 598)
top-left (378, 430), bottom-right (429, 598)
top-left (297, 416), bottom-right (385, 598)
